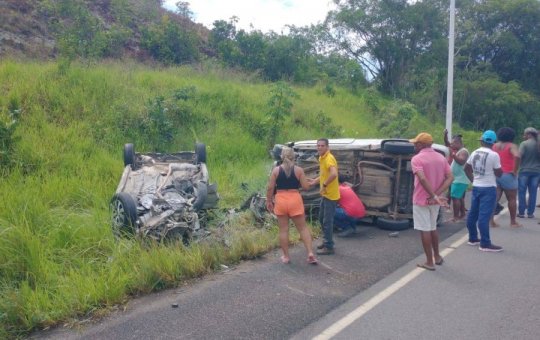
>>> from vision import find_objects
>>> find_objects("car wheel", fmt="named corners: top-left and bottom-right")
top-left (376, 217), bottom-right (412, 231)
top-left (381, 141), bottom-right (415, 155)
top-left (123, 143), bottom-right (136, 169)
top-left (195, 143), bottom-right (206, 164)
top-left (192, 181), bottom-right (208, 211)
top-left (110, 192), bottom-right (137, 238)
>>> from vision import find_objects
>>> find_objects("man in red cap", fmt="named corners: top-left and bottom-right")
top-left (410, 132), bottom-right (453, 271)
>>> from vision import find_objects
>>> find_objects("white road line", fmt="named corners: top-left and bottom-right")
top-left (312, 230), bottom-right (473, 340)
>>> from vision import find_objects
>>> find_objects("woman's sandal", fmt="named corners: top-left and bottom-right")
top-left (307, 254), bottom-right (318, 265)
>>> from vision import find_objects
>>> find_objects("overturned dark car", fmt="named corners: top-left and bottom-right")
top-left (272, 139), bottom-right (448, 231)
top-left (110, 143), bottom-right (219, 243)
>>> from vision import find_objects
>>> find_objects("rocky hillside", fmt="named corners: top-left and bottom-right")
top-left (0, 0), bottom-right (209, 60)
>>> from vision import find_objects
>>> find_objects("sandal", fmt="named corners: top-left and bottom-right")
top-left (417, 263), bottom-right (435, 271)
top-left (307, 254), bottom-right (318, 265)
top-left (280, 256), bottom-right (290, 264)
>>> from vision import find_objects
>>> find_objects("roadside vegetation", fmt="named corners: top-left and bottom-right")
top-left (0, 59), bottom-right (450, 338)
top-left (2, 0), bottom-right (540, 338)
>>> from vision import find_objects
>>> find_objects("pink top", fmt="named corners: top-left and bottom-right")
top-left (411, 148), bottom-right (452, 206)
top-left (492, 143), bottom-right (515, 173)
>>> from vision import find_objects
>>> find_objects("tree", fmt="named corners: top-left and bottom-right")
top-left (175, 1), bottom-right (193, 19)
top-left (265, 82), bottom-right (299, 147)
top-left (141, 15), bottom-right (200, 64)
top-left (325, 0), bottom-right (448, 96)
top-left (455, 72), bottom-right (538, 131)
top-left (457, 0), bottom-right (540, 95)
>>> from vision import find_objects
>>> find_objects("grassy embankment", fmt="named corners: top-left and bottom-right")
top-left (0, 60), bottom-right (465, 338)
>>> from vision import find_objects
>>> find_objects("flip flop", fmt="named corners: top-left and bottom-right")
top-left (307, 255), bottom-right (318, 265)
top-left (417, 263), bottom-right (435, 271)
top-left (511, 223), bottom-right (523, 228)
top-left (435, 258), bottom-right (444, 266)
top-left (280, 256), bottom-right (290, 264)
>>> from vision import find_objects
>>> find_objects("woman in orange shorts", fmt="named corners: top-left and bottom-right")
top-left (266, 147), bottom-right (317, 264)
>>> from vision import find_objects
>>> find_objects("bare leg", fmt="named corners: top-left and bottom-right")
top-left (420, 231), bottom-right (435, 267)
top-left (459, 197), bottom-right (467, 219)
top-left (452, 198), bottom-right (461, 221)
top-left (431, 230), bottom-right (442, 263)
top-left (291, 215), bottom-right (314, 257)
top-left (277, 215), bottom-right (290, 261)
top-left (504, 189), bottom-right (521, 227)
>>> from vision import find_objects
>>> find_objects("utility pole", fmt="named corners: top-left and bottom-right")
top-left (446, 0), bottom-right (455, 137)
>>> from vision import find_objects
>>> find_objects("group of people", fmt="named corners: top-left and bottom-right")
top-left (413, 127), bottom-right (540, 270)
top-left (265, 138), bottom-right (364, 265)
top-left (265, 128), bottom-right (540, 269)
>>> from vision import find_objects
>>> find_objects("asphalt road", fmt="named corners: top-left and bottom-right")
top-left (294, 207), bottom-right (540, 340)
top-left (33, 211), bottom-right (466, 340)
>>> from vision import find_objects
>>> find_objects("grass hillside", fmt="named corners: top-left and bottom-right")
top-left (0, 59), bottom-right (463, 338)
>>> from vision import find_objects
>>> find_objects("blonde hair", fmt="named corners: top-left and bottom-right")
top-left (280, 146), bottom-right (295, 177)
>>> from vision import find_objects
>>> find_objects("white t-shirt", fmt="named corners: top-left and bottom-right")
top-left (466, 146), bottom-right (501, 187)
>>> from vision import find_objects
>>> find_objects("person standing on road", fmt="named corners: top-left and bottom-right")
top-left (517, 127), bottom-right (540, 219)
top-left (266, 147), bottom-right (318, 264)
top-left (444, 129), bottom-right (470, 222)
top-left (464, 130), bottom-right (503, 252)
top-left (334, 176), bottom-right (366, 238)
top-left (307, 138), bottom-right (339, 255)
top-left (490, 127), bottom-right (521, 228)
top-left (410, 132), bottom-right (453, 271)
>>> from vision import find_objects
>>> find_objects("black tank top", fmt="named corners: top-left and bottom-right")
top-left (275, 166), bottom-right (300, 190)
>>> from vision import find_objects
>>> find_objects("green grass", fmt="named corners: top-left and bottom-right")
top-left (0, 59), bottom-right (460, 338)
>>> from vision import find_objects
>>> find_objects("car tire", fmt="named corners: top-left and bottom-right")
top-left (376, 217), bottom-right (412, 231)
top-left (192, 181), bottom-right (208, 211)
top-left (381, 141), bottom-right (415, 155)
top-left (195, 143), bottom-right (207, 164)
top-left (110, 192), bottom-right (138, 238)
top-left (124, 143), bottom-right (136, 169)
top-left (271, 144), bottom-right (284, 161)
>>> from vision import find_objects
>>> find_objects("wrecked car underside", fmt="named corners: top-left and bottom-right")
top-left (110, 143), bottom-right (218, 243)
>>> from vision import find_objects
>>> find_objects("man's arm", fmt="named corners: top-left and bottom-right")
top-left (320, 166), bottom-right (337, 195)
top-left (464, 163), bottom-right (474, 183)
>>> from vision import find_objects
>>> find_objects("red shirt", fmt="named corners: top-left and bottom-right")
top-left (338, 184), bottom-right (365, 218)
top-left (492, 143), bottom-right (515, 173)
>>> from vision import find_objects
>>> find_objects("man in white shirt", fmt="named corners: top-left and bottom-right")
top-left (464, 130), bottom-right (503, 252)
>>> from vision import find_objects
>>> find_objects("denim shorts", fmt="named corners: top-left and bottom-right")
top-left (496, 173), bottom-right (518, 190)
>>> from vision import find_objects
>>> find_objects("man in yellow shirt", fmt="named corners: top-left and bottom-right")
top-left (308, 138), bottom-right (340, 255)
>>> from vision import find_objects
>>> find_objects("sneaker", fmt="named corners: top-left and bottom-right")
top-left (316, 247), bottom-right (335, 255)
top-left (337, 229), bottom-right (355, 238)
top-left (467, 240), bottom-right (480, 246)
top-left (517, 214), bottom-right (525, 218)
top-left (494, 203), bottom-right (504, 215)
top-left (479, 244), bottom-right (503, 252)
top-left (316, 243), bottom-right (325, 250)
top-left (528, 214), bottom-right (535, 218)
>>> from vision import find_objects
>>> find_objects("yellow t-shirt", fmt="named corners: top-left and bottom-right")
top-left (319, 151), bottom-right (340, 200)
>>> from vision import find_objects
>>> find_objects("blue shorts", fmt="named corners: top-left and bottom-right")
top-left (450, 183), bottom-right (468, 199)
top-left (496, 173), bottom-right (518, 190)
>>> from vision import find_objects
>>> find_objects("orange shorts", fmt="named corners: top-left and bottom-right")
top-left (274, 190), bottom-right (305, 217)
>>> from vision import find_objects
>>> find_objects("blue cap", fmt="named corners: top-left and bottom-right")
top-left (479, 130), bottom-right (496, 144)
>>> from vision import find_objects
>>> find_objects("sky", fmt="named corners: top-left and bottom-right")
top-left (163, 0), bottom-right (334, 33)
